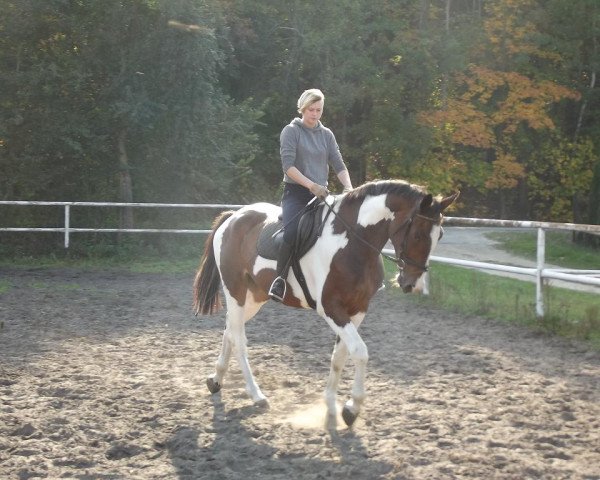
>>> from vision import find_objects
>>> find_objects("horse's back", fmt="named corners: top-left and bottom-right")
top-left (237, 202), bottom-right (280, 219)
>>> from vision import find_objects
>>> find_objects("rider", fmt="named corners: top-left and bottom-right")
top-left (268, 88), bottom-right (353, 302)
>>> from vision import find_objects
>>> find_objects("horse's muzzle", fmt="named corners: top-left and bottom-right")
top-left (396, 272), bottom-right (414, 293)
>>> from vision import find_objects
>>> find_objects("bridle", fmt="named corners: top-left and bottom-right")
top-left (323, 197), bottom-right (442, 273)
top-left (391, 213), bottom-right (442, 273)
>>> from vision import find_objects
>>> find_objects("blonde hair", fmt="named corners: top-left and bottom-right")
top-left (297, 89), bottom-right (324, 114)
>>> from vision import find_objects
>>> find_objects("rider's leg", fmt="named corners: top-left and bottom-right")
top-left (268, 239), bottom-right (293, 301)
top-left (268, 183), bottom-right (313, 302)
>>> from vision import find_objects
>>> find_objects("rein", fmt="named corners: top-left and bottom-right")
top-left (322, 196), bottom-right (441, 273)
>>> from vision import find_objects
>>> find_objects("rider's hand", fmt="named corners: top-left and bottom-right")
top-left (309, 183), bottom-right (329, 200)
top-left (343, 187), bottom-right (353, 193)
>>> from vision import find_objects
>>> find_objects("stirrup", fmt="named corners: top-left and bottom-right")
top-left (269, 276), bottom-right (287, 302)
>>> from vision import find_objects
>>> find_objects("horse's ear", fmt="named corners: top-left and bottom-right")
top-left (419, 194), bottom-right (433, 211)
top-left (440, 191), bottom-right (460, 211)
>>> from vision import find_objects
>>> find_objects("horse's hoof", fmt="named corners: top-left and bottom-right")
top-left (341, 406), bottom-right (358, 427)
top-left (206, 377), bottom-right (222, 394)
top-left (254, 398), bottom-right (270, 409)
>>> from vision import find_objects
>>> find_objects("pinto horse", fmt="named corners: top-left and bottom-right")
top-left (193, 179), bottom-right (458, 427)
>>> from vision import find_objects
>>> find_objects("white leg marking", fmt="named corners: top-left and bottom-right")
top-left (226, 298), bottom-right (267, 405)
top-left (213, 328), bottom-right (233, 386)
top-left (324, 339), bottom-right (349, 417)
top-left (323, 314), bottom-right (367, 422)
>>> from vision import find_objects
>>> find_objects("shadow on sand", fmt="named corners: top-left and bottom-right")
top-left (167, 394), bottom-right (393, 479)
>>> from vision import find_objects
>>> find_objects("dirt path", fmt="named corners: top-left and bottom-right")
top-left (1, 267), bottom-right (599, 479)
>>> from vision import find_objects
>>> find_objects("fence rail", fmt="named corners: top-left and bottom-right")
top-left (1, 200), bottom-right (598, 318)
top-left (0, 200), bottom-right (245, 247)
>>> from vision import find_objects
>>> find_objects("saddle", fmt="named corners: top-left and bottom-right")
top-left (257, 200), bottom-right (333, 309)
top-left (257, 201), bottom-right (327, 260)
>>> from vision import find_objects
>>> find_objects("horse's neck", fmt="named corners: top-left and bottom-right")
top-left (344, 194), bottom-right (396, 251)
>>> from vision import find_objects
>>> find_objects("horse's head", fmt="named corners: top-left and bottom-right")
top-left (390, 191), bottom-right (459, 293)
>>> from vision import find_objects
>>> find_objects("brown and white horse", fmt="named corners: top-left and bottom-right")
top-left (193, 179), bottom-right (458, 427)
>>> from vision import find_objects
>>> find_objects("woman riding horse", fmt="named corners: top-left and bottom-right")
top-left (269, 88), bottom-right (353, 302)
top-left (193, 178), bottom-right (459, 427)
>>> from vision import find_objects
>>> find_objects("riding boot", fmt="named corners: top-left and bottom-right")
top-left (268, 240), bottom-right (294, 302)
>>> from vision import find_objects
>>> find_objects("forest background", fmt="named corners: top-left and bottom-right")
top-left (1, 0), bottom-right (598, 252)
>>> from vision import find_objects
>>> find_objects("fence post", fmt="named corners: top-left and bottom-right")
top-left (535, 227), bottom-right (545, 318)
top-left (64, 204), bottom-right (70, 249)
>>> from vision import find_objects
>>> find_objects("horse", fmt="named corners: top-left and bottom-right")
top-left (193, 179), bottom-right (459, 427)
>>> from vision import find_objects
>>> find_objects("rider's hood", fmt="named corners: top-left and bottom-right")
top-left (291, 117), bottom-right (323, 132)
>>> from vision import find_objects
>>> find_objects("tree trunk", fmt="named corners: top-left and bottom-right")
top-left (572, 11), bottom-right (598, 248)
top-left (517, 179), bottom-right (529, 218)
top-left (499, 190), bottom-right (507, 219)
top-left (117, 128), bottom-right (134, 232)
top-left (574, 71), bottom-right (596, 141)
top-left (440, 0), bottom-right (451, 108)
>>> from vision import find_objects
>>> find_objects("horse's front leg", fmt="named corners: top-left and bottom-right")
top-left (324, 337), bottom-right (349, 423)
top-left (324, 313), bottom-right (367, 427)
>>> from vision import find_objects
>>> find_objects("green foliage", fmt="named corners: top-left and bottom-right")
top-left (0, 0), bottom-right (264, 207)
top-left (528, 135), bottom-right (596, 221)
top-left (0, 0), bottom-right (599, 253)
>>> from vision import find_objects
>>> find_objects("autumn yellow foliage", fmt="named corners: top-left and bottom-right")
top-left (418, 65), bottom-right (580, 192)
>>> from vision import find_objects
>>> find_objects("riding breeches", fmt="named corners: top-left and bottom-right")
top-left (281, 182), bottom-right (315, 244)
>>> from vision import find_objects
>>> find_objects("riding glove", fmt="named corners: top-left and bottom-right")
top-left (310, 183), bottom-right (329, 200)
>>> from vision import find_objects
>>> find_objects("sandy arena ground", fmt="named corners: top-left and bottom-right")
top-left (1, 266), bottom-right (599, 479)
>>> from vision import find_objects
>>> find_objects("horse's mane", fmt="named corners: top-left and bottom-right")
top-left (346, 179), bottom-right (427, 203)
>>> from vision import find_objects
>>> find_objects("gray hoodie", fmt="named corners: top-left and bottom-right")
top-left (280, 118), bottom-right (347, 186)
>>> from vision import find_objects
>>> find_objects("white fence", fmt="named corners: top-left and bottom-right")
top-left (383, 216), bottom-right (600, 318)
top-left (1, 200), bottom-right (599, 318)
top-left (0, 201), bottom-right (245, 248)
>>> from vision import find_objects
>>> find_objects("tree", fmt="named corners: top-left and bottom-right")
top-left (0, 0), bottom-right (264, 232)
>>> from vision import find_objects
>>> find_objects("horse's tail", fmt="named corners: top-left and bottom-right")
top-left (193, 210), bottom-right (234, 315)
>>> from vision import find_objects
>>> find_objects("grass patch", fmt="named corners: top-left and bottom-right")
top-left (488, 230), bottom-right (599, 269)
top-left (0, 236), bottom-right (204, 274)
top-left (0, 279), bottom-right (11, 294)
top-left (388, 262), bottom-right (600, 348)
top-left (29, 281), bottom-right (84, 291)
top-left (0, 255), bottom-right (200, 275)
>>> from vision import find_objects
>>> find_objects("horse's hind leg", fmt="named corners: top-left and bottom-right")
top-left (207, 328), bottom-right (233, 394)
top-left (209, 293), bottom-right (268, 406)
top-left (236, 301), bottom-right (269, 406)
